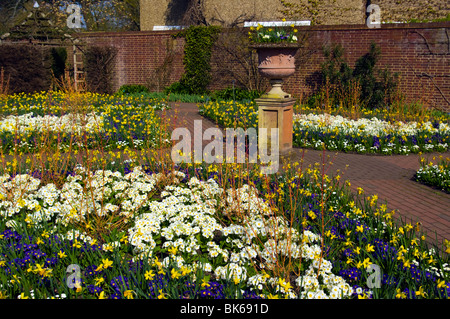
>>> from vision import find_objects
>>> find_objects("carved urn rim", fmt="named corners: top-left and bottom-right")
top-left (249, 43), bottom-right (301, 50)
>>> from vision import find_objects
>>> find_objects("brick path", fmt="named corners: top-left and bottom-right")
top-left (166, 102), bottom-right (450, 249)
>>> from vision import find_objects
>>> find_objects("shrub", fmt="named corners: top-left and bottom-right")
top-left (0, 44), bottom-right (52, 93)
top-left (84, 46), bottom-right (117, 94)
top-left (211, 87), bottom-right (262, 102)
top-left (50, 47), bottom-right (68, 81)
top-left (315, 42), bottom-right (399, 110)
top-left (117, 84), bottom-right (150, 95)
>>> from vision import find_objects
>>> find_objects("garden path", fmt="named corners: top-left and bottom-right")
top-left (166, 102), bottom-right (450, 249)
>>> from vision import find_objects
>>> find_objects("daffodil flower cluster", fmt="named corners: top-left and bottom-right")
top-left (294, 113), bottom-right (449, 154)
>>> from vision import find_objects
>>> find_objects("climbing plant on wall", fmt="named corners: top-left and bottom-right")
top-left (166, 25), bottom-right (221, 95)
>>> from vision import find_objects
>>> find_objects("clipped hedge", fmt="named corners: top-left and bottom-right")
top-left (83, 46), bottom-right (117, 94)
top-left (0, 44), bottom-right (68, 94)
top-left (0, 44), bottom-right (52, 93)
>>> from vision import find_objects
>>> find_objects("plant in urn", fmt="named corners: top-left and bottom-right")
top-left (249, 20), bottom-right (300, 99)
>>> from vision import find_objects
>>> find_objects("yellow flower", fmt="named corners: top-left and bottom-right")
top-left (395, 289), bottom-right (406, 299)
top-left (58, 250), bottom-right (67, 258)
top-left (362, 258), bottom-right (371, 268)
top-left (415, 286), bottom-right (427, 298)
top-left (365, 244), bottom-right (374, 253)
top-left (437, 279), bottom-right (446, 289)
top-left (180, 266), bottom-right (191, 276)
top-left (19, 292), bottom-right (29, 299)
top-left (201, 278), bottom-right (210, 288)
top-left (171, 268), bottom-right (181, 279)
top-left (98, 291), bottom-right (106, 299)
top-left (102, 258), bottom-right (113, 269)
top-left (168, 246), bottom-right (178, 256)
top-left (403, 259), bottom-right (411, 268)
top-left (123, 290), bottom-right (134, 299)
top-left (157, 289), bottom-right (167, 299)
top-left (94, 277), bottom-right (104, 286)
top-left (145, 270), bottom-right (155, 281)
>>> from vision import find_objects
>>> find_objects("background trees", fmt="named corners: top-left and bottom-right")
top-left (0, 0), bottom-right (140, 34)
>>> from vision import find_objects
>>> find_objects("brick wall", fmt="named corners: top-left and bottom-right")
top-left (79, 31), bottom-right (186, 92)
top-left (78, 22), bottom-right (449, 110)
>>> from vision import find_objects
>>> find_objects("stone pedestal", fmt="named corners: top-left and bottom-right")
top-left (256, 97), bottom-right (295, 154)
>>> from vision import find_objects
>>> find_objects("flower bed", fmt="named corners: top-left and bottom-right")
top-left (293, 113), bottom-right (449, 154)
top-left (0, 94), bottom-right (449, 300)
top-left (0, 162), bottom-right (449, 299)
top-left (415, 155), bottom-right (450, 193)
top-left (198, 100), bottom-right (450, 155)
top-left (0, 92), bottom-right (171, 152)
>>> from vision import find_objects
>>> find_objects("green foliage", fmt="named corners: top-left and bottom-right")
top-left (117, 84), bottom-right (150, 95)
top-left (210, 87), bottom-right (262, 102)
top-left (407, 13), bottom-right (450, 23)
top-left (50, 47), bottom-right (67, 80)
top-left (317, 42), bottom-right (399, 109)
top-left (166, 25), bottom-right (221, 95)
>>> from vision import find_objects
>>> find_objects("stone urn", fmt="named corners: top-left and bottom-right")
top-left (251, 44), bottom-right (300, 99)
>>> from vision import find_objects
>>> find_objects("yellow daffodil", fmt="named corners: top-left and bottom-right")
top-left (157, 289), bottom-right (166, 299)
top-left (395, 289), bottom-right (406, 299)
top-left (437, 279), bottom-right (446, 289)
top-left (123, 290), bottom-right (134, 299)
top-left (171, 268), bottom-right (181, 279)
top-left (415, 286), bottom-right (427, 298)
top-left (365, 244), bottom-right (374, 253)
top-left (145, 270), bottom-right (155, 281)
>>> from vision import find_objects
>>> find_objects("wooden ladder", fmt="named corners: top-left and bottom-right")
top-left (73, 44), bottom-right (85, 91)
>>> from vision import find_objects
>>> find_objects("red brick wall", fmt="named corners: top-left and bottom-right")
top-left (283, 22), bottom-right (450, 110)
top-left (80, 31), bottom-right (185, 92)
top-left (78, 22), bottom-right (449, 110)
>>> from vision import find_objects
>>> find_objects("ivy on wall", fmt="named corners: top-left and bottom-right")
top-left (166, 25), bottom-right (221, 95)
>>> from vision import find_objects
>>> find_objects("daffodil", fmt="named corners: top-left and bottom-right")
top-left (171, 268), bottom-right (181, 279)
top-left (123, 290), bottom-right (134, 299)
top-left (145, 270), bottom-right (155, 281)
top-left (98, 291), bottom-right (106, 299)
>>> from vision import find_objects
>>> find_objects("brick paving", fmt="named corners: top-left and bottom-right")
top-left (166, 102), bottom-right (450, 249)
